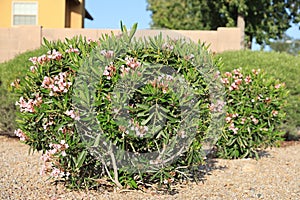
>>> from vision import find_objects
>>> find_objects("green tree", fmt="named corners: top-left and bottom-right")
top-left (147, 0), bottom-right (300, 48)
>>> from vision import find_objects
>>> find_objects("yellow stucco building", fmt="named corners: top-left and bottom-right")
top-left (0, 0), bottom-right (93, 28)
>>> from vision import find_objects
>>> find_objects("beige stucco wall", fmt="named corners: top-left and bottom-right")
top-left (0, 26), bottom-right (242, 63)
top-left (0, 26), bottom-right (42, 62)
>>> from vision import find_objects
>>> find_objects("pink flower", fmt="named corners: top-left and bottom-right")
top-left (49, 143), bottom-right (61, 151)
top-left (43, 120), bottom-right (54, 130)
top-left (16, 95), bottom-right (42, 113)
top-left (271, 110), bottom-right (278, 116)
top-left (244, 76), bottom-right (252, 84)
top-left (252, 69), bottom-right (260, 75)
top-left (225, 116), bottom-right (232, 123)
top-left (58, 127), bottom-right (68, 134)
top-left (47, 49), bottom-right (62, 61)
top-left (125, 56), bottom-right (141, 70)
top-left (61, 151), bottom-right (67, 157)
top-left (232, 113), bottom-right (239, 118)
top-left (103, 63), bottom-right (116, 80)
top-left (66, 45), bottom-right (80, 54)
top-left (29, 57), bottom-right (38, 65)
top-left (41, 152), bottom-right (51, 162)
top-left (42, 73), bottom-right (72, 95)
top-left (10, 79), bottom-right (20, 87)
top-left (209, 100), bottom-right (225, 112)
top-left (100, 50), bottom-right (114, 58)
top-left (33, 94), bottom-right (43, 106)
top-left (233, 69), bottom-right (243, 78)
top-left (241, 118), bottom-right (246, 124)
top-left (250, 116), bottom-right (259, 124)
top-left (221, 78), bottom-right (229, 84)
top-left (275, 83), bottom-right (285, 89)
top-left (265, 97), bottom-right (271, 104)
top-left (30, 66), bottom-right (37, 72)
top-left (233, 69), bottom-right (240, 75)
top-left (103, 68), bottom-right (110, 76)
top-left (224, 72), bottom-right (232, 77)
top-left (120, 65), bottom-right (130, 76)
top-left (228, 123), bottom-right (238, 134)
top-left (65, 110), bottom-right (80, 120)
top-left (50, 167), bottom-right (61, 178)
top-left (42, 76), bottom-right (52, 88)
top-left (60, 140), bottom-right (69, 149)
top-left (14, 129), bottom-right (27, 141)
top-left (37, 54), bottom-right (50, 64)
top-left (229, 82), bottom-right (239, 91)
top-left (252, 118), bottom-right (258, 124)
top-left (234, 78), bottom-right (243, 85)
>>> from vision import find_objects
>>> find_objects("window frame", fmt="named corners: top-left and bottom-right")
top-left (11, 1), bottom-right (38, 26)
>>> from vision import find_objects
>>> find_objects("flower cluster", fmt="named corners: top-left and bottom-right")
top-left (149, 74), bottom-right (174, 94)
top-left (41, 72), bottom-right (72, 96)
top-left (65, 110), bottom-right (80, 120)
top-left (15, 94), bottom-right (42, 113)
top-left (10, 78), bottom-right (20, 87)
top-left (14, 129), bottom-right (27, 141)
top-left (43, 118), bottom-right (54, 130)
top-left (100, 50), bottom-right (114, 58)
top-left (228, 123), bottom-right (238, 134)
top-left (209, 100), bottom-right (226, 113)
top-left (119, 119), bottom-right (149, 138)
top-left (225, 113), bottom-right (239, 134)
top-left (250, 115), bottom-right (259, 124)
top-left (29, 49), bottom-right (62, 67)
top-left (252, 69), bottom-right (261, 75)
top-left (125, 56), bottom-right (141, 70)
top-left (225, 113), bottom-right (239, 123)
top-left (119, 56), bottom-right (142, 77)
top-left (65, 45), bottom-right (80, 54)
top-left (103, 62), bottom-right (117, 80)
top-left (40, 140), bottom-right (70, 178)
top-left (222, 69), bottom-right (254, 91)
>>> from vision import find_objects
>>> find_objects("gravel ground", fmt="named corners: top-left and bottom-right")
top-left (0, 136), bottom-right (299, 200)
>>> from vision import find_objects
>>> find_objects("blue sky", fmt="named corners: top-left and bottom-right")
top-left (84, 0), bottom-right (300, 50)
top-left (85, 0), bottom-right (151, 29)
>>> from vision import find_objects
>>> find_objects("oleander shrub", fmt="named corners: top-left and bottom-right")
top-left (217, 51), bottom-right (300, 140)
top-left (216, 68), bottom-right (288, 159)
top-left (13, 25), bottom-right (223, 190)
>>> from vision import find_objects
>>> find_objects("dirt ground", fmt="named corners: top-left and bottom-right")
top-left (0, 136), bottom-right (299, 200)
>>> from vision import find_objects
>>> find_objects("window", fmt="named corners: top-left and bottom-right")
top-left (12, 2), bottom-right (38, 26)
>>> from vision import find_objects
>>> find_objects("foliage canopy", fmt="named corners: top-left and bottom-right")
top-left (147, 0), bottom-right (300, 47)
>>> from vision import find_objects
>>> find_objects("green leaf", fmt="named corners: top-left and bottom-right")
top-left (141, 112), bottom-right (154, 125)
top-left (75, 150), bottom-right (87, 169)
